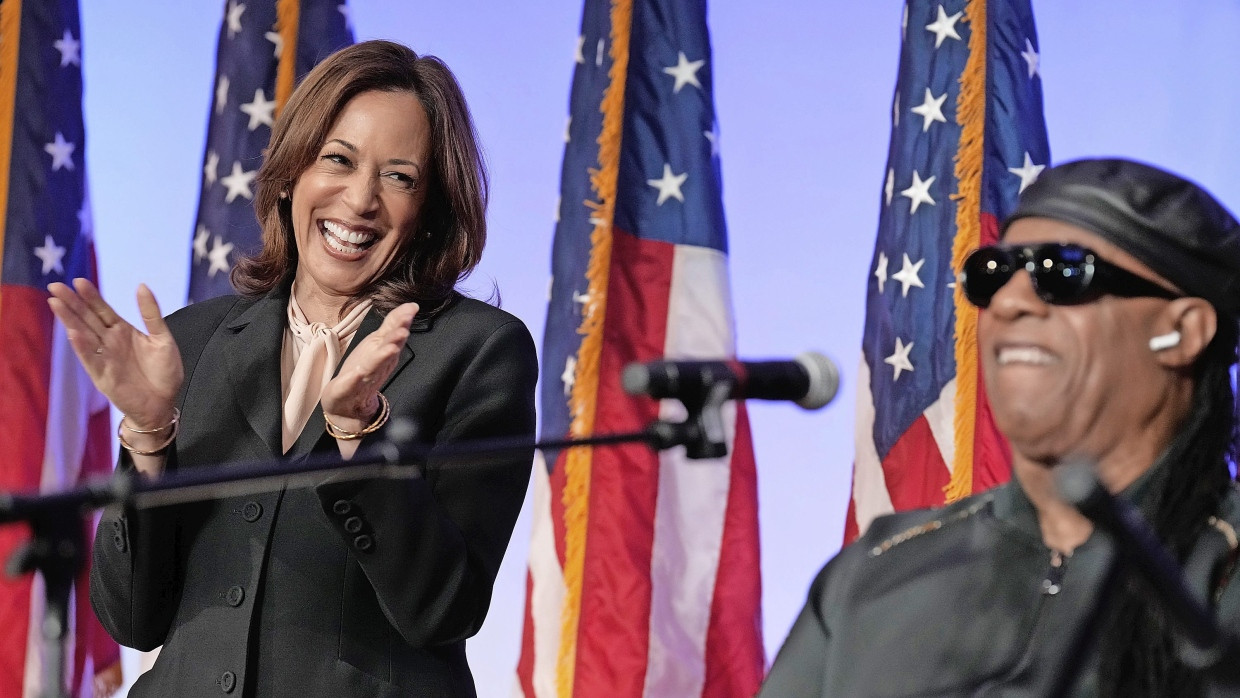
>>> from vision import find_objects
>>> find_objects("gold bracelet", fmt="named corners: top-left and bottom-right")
top-left (324, 393), bottom-right (390, 440)
top-left (122, 408), bottom-right (180, 434)
top-left (118, 413), bottom-right (179, 455)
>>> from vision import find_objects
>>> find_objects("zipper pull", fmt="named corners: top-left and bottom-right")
top-left (1042, 550), bottom-right (1066, 596)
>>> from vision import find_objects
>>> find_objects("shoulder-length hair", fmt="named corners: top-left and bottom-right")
top-left (231, 40), bottom-right (488, 314)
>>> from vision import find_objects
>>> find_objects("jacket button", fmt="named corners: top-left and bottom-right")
top-left (332, 500), bottom-right (352, 515)
top-left (225, 586), bottom-right (245, 607)
top-left (353, 534), bottom-right (373, 552)
top-left (219, 670), bottom-right (236, 693)
top-left (344, 516), bottom-right (363, 533)
top-left (241, 502), bottom-right (263, 522)
top-left (113, 534), bottom-right (126, 553)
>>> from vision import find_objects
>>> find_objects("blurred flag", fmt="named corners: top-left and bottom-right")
top-left (517, 0), bottom-right (763, 696)
top-left (0, 1), bottom-right (123, 695)
top-left (846, 0), bottom-right (1050, 540)
top-left (188, 0), bottom-right (353, 302)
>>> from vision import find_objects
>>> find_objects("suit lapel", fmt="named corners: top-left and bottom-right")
top-left (221, 290), bottom-right (288, 458)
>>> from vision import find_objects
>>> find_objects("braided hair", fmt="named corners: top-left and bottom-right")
top-left (1097, 317), bottom-right (1239, 696)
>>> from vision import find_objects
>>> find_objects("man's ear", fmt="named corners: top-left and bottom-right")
top-left (1151, 297), bottom-right (1216, 367)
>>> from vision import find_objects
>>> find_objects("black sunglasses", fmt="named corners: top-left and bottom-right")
top-left (959, 242), bottom-right (1180, 308)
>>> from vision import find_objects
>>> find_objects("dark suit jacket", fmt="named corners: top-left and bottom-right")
top-left (90, 285), bottom-right (538, 697)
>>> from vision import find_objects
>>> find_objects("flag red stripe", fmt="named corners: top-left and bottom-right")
top-left (0, 286), bottom-right (53, 695)
top-left (572, 229), bottom-right (672, 695)
top-left (517, 568), bottom-right (538, 698)
top-left (879, 414), bottom-right (949, 511)
top-left (700, 403), bottom-right (763, 697)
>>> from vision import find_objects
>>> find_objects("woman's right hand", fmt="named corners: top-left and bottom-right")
top-left (47, 279), bottom-right (184, 431)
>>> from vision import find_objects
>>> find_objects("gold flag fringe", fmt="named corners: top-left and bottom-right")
top-left (274, 0), bottom-right (300, 116)
top-left (556, 0), bottom-right (632, 694)
top-left (945, 0), bottom-right (987, 502)
top-left (0, 0), bottom-right (22, 318)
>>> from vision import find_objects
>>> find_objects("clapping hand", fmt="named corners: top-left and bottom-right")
top-left (320, 301), bottom-right (419, 432)
top-left (47, 278), bottom-right (184, 437)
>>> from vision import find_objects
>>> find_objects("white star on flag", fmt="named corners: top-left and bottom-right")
top-left (561, 354), bottom-right (578, 397)
top-left (574, 35), bottom-right (586, 64)
top-left (704, 121), bottom-right (721, 157)
top-left (885, 168), bottom-right (895, 205)
top-left (892, 253), bottom-right (926, 297)
top-left (265, 30), bottom-right (284, 58)
top-left (647, 163), bottom-right (688, 205)
top-left (204, 151), bottom-right (220, 188)
top-left (874, 251), bottom-right (889, 293)
top-left (215, 75), bottom-right (230, 115)
top-left (1021, 38), bottom-right (1040, 79)
top-left (221, 161), bottom-right (258, 203)
top-left (910, 88), bottom-right (948, 132)
top-left (901, 170), bottom-right (936, 213)
top-left (1008, 152), bottom-right (1045, 194)
top-left (53, 30), bottom-right (81, 67)
top-left (564, 116), bottom-right (572, 143)
top-left (33, 235), bottom-right (66, 275)
top-left (240, 89), bottom-right (276, 131)
top-left (78, 201), bottom-right (91, 237)
top-left (925, 5), bottom-right (963, 48)
top-left (207, 235), bottom-right (235, 278)
top-left (662, 51), bottom-right (705, 93)
top-left (893, 92), bottom-right (900, 127)
top-left (44, 132), bottom-right (75, 171)
top-left (885, 336), bottom-right (915, 381)
top-left (226, 1), bottom-right (246, 39)
top-left (194, 225), bottom-right (211, 263)
top-left (596, 39), bottom-right (605, 67)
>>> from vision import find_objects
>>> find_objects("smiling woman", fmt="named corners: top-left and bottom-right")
top-left (49, 40), bottom-right (537, 698)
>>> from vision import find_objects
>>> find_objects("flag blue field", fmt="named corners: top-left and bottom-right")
top-left (847, 0), bottom-right (1050, 540)
top-left (188, 0), bottom-right (353, 302)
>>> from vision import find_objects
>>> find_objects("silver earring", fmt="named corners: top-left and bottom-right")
top-left (1149, 331), bottom-right (1182, 352)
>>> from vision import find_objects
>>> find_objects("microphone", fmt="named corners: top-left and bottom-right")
top-left (621, 352), bottom-right (839, 410)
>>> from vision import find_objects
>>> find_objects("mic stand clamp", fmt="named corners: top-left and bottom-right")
top-left (644, 377), bottom-right (732, 459)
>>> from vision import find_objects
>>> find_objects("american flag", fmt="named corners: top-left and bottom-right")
top-left (188, 0), bottom-right (353, 302)
top-left (517, 0), bottom-right (764, 696)
top-left (0, 0), bottom-right (122, 695)
top-left (846, 0), bottom-right (1050, 541)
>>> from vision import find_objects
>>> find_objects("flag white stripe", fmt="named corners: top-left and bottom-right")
top-left (25, 322), bottom-right (94, 696)
top-left (852, 354), bottom-right (895, 535)
top-left (643, 245), bottom-right (736, 697)
top-left (523, 452), bottom-right (566, 698)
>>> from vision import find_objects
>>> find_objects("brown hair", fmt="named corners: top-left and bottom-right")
top-left (231, 40), bottom-right (488, 314)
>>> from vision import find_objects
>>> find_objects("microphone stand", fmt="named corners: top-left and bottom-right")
top-left (1052, 463), bottom-right (1240, 693)
top-left (0, 382), bottom-right (735, 698)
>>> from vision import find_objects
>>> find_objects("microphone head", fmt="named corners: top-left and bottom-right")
top-left (621, 362), bottom-right (654, 397)
top-left (794, 351), bottom-right (840, 410)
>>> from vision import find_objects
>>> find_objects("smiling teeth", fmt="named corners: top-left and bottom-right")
top-left (997, 347), bottom-right (1056, 366)
top-left (322, 220), bottom-right (376, 247)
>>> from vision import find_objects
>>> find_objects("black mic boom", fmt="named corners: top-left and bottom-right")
top-left (621, 352), bottom-right (839, 410)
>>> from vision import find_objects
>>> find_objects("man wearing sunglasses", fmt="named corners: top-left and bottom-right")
top-left (761, 158), bottom-right (1240, 697)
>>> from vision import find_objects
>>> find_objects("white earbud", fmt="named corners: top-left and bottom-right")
top-left (1148, 330), bottom-right (1182, 352)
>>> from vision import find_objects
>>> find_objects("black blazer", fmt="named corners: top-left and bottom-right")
top-left (90, 285), bottom-right (537, 697)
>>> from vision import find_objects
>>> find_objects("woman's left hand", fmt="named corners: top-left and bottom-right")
top-left (321, 302), bottom-right (419, 432)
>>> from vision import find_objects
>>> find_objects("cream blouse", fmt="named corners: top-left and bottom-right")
top-left (279, 284), bottom-right (372, 456)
